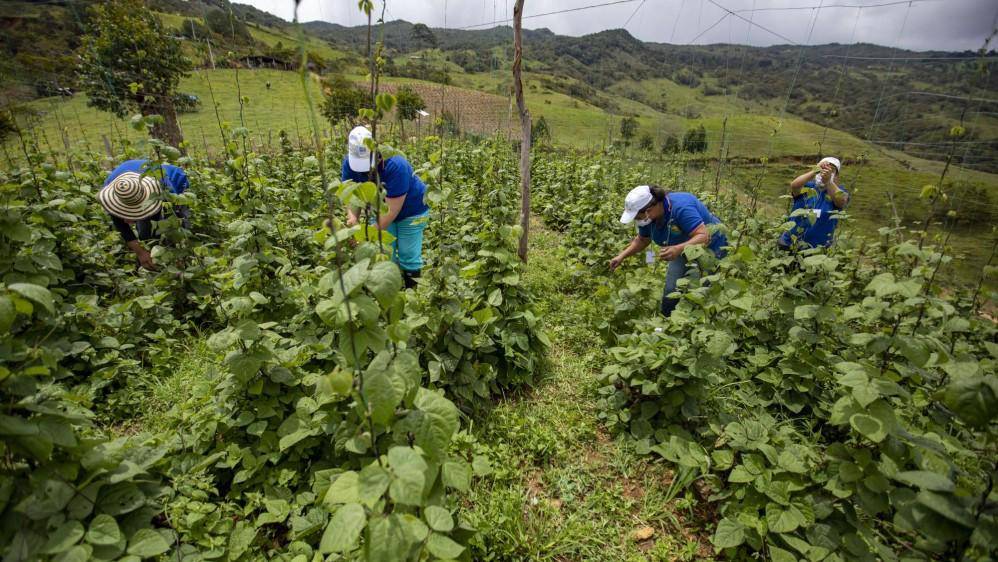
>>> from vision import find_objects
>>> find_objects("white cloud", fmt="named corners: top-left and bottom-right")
top-left (238, 0), bottom-right (998, 51)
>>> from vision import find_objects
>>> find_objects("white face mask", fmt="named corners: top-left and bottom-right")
top-left (815, 171), bottom-right (835, 187)
top-left (636, 218), bottom-right (652, 227)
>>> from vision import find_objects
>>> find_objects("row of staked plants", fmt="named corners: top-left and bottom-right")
top-left (531, 149), bottom-right (997, 561)
top-left (1, 102), bottom-right (547, 559)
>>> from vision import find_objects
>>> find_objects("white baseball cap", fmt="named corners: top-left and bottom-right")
top-left (620, 185), bottom-right (654, 224)
top-left (347, 126), bottom-right (373, 172)
top-left (818, 156), bottom-right (841, 172)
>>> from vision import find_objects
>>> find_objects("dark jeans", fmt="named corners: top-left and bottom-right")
top-left (661, 255), bottom-right (693, 316)
top-left (660, 250), bottom-right (724, 316)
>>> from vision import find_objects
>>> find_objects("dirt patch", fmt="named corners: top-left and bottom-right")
top-left (377, 81), bottom-right (520, 140)
top-left (622, 478), bottom-right (645, 502)
top-left (582, 446), bottom-right (606, 467)
top-left (524, 469), bottom-right (545, 504)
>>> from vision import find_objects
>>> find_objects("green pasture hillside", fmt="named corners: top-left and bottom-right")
top-left (12, 63), bottom-right (996, 284)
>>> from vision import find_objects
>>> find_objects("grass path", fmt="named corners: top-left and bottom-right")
top-left (462, 221), bottom-right (715, 561)
top-left (117, 219), bottom-right (717, 560)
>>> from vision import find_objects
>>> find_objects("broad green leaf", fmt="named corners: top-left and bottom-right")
top-left (849, 413), bottom-right (886, 443)
top-left (7, 283), bottom-right (54, 313)
top-left (424, 506), bottom-right (454, 532)
top-left (0, 295), bottom-right (14, 332)
top-left (85, 514), bottom-right (122, 546)
top-left (487, 288), bottom-right (503, 306)
top-left (941, 374), bottom-right (998, 428)
top-left (712, 517), bottom-right (745, 549)
top-left (441, 460), bottom-right (471, 492)
top-left (227, 521), bottom-right (256, 560)
top-left (916, 491), bottom-right (975, 528)
top-left (387, 446), bottom-right (428, 506)
top-left (769, 545), bottom-right (797, 562)
top-left (365, 515), bottom-right (410, 561)
top-left (705, 330), bottom-right (736, 358)
top-left (0, 415), bottom-right (39, 436)
top-left (324, 369), bottom-right (354, 396)
top-left (319, 503), bottom-right (366, 554)
top-left (363, 369), bottom-right (401, 427)
top-left (894, 471), bottom-right (955, 493)
top-left (411, 388), bottom-right (459, 460)
top-left (53, 545), bottom-right (92, 562)
top-left (126, 529), bottom-right (170, 558)
top-left (766, 502), bottom-right (806, 533)
top-left (42, 521), bottom-right (85, 554)
top-left (359, 464), bottom-right (390, 507)
top-left (367, 261), bottom-right (403, 306)
top-left (399, 513), bottom-right (430, 543)
top-left (728, 465), bottom-right (755, 483)
top-left (23, 479), bottom-right (75, 519)
top-left (426, 533), bottom-right (465, 559)
top-left (324, 472), bottom-right (360, 506)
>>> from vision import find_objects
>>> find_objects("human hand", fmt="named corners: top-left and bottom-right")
top-left (609, 256), bottom-right (624, 271)
top-left (136, 248), bottom-right (157, 271)
top-left (659, 245), bottom-right (683, 261)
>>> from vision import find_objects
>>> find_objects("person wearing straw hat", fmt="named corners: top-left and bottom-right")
top-left (610, 185), bottom-right (728, 317)
top-left (98, 159), bottom-right (190, 271)
top-left (341, 125), bottom-right (429, 289)
top-left (778, 156), bottom-right (849, 250)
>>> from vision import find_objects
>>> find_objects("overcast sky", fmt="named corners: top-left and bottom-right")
top-left (238, 0), bottom-right (997, 52)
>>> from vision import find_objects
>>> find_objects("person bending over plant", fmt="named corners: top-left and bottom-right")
top-left (341, 125), bottom-right (430, 289)
top-left (98, 159), bottom-right (191, 271)
top-left (778, 156), bottom-right (850, 251)
top-left (610, 185), bottom-right (728, 316)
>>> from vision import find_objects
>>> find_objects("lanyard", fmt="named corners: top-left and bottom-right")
top-left (662, 195), bottom-right (676, 246)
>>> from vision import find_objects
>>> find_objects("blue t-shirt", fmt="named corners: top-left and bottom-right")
top-left (778, 181), bottom-right (848, 248)
top-left (341, 155), bottom-right (429, 222)
top-left (104, 159), bottom-right (189, 194)
top-left (637, 192), bottom-right (727, 257)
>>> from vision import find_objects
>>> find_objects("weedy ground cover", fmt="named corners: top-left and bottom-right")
top-left (531, 147), bottom-right (997, 561)
top-left (2, 109), bottom-right (995, 560)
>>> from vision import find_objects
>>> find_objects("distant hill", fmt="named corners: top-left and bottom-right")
top-left (1, 0), bottom-right (994, 171)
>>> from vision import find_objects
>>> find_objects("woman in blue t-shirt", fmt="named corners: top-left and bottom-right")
top-left (778, 156), bottom-right (850, 250)
top-left (98, 159), bottom-right (191, 271)
top-left (610, 185), bottom-right (727, 316)
top-left (341, 126), bottom-right (430, 289)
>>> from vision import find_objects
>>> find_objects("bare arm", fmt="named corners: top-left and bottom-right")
top-left (126, 240), bottom-right (156, 270)
top-left (659, 223), bottom-right (710, 261)
top-left (825, 179), bottom-right (849, 209)
top-left (375, 194), bottom-right (406, 230)
top-left (610, 236), bottom-right (652, 271)
top-left (790, 169), bottom-right (819, 197)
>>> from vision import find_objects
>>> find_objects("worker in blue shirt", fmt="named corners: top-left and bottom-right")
top-left (610, 185), bottom-right (728, 316)
top-left (778, 157), bottom-right (849, 250)
top-left (341, 126), bottom-right (430, 289)
top-left (97, 159), bottom-right (190, 271)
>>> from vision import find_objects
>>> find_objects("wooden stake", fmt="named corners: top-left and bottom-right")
top-left (512, 0), bottom-right (530, 264)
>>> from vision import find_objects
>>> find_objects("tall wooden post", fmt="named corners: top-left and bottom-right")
top-left (513, 0), bottom-right (531, 263)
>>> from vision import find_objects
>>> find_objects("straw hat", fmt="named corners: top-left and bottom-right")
top-left (98, 172), bottom-right (162, 220)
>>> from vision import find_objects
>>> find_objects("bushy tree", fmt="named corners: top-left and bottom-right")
top-left (532, 115), bottom-right (551, 143)
top-left (77, 0), bottom-right (192, 148)
top-left (620, 116), bottom-right (638, 145)
top-left (410, 23), bottom-right (438, 49)
top-left (661, 134), bottom-right (680, 155)
top-left (682, 124), bottom-right (707, 153)
top-left (0, 109), bottom-right (16, 142)
top-left (395, 85), bottom-right (425, 138)
top-left (638, 132), bottom-right (653, 151)
top-left (204, 8), bottom-right (252, 43)
top-left (177, 19), bottom-right (210, 40)
top-left (321, 75), bottom-right (367, 126)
